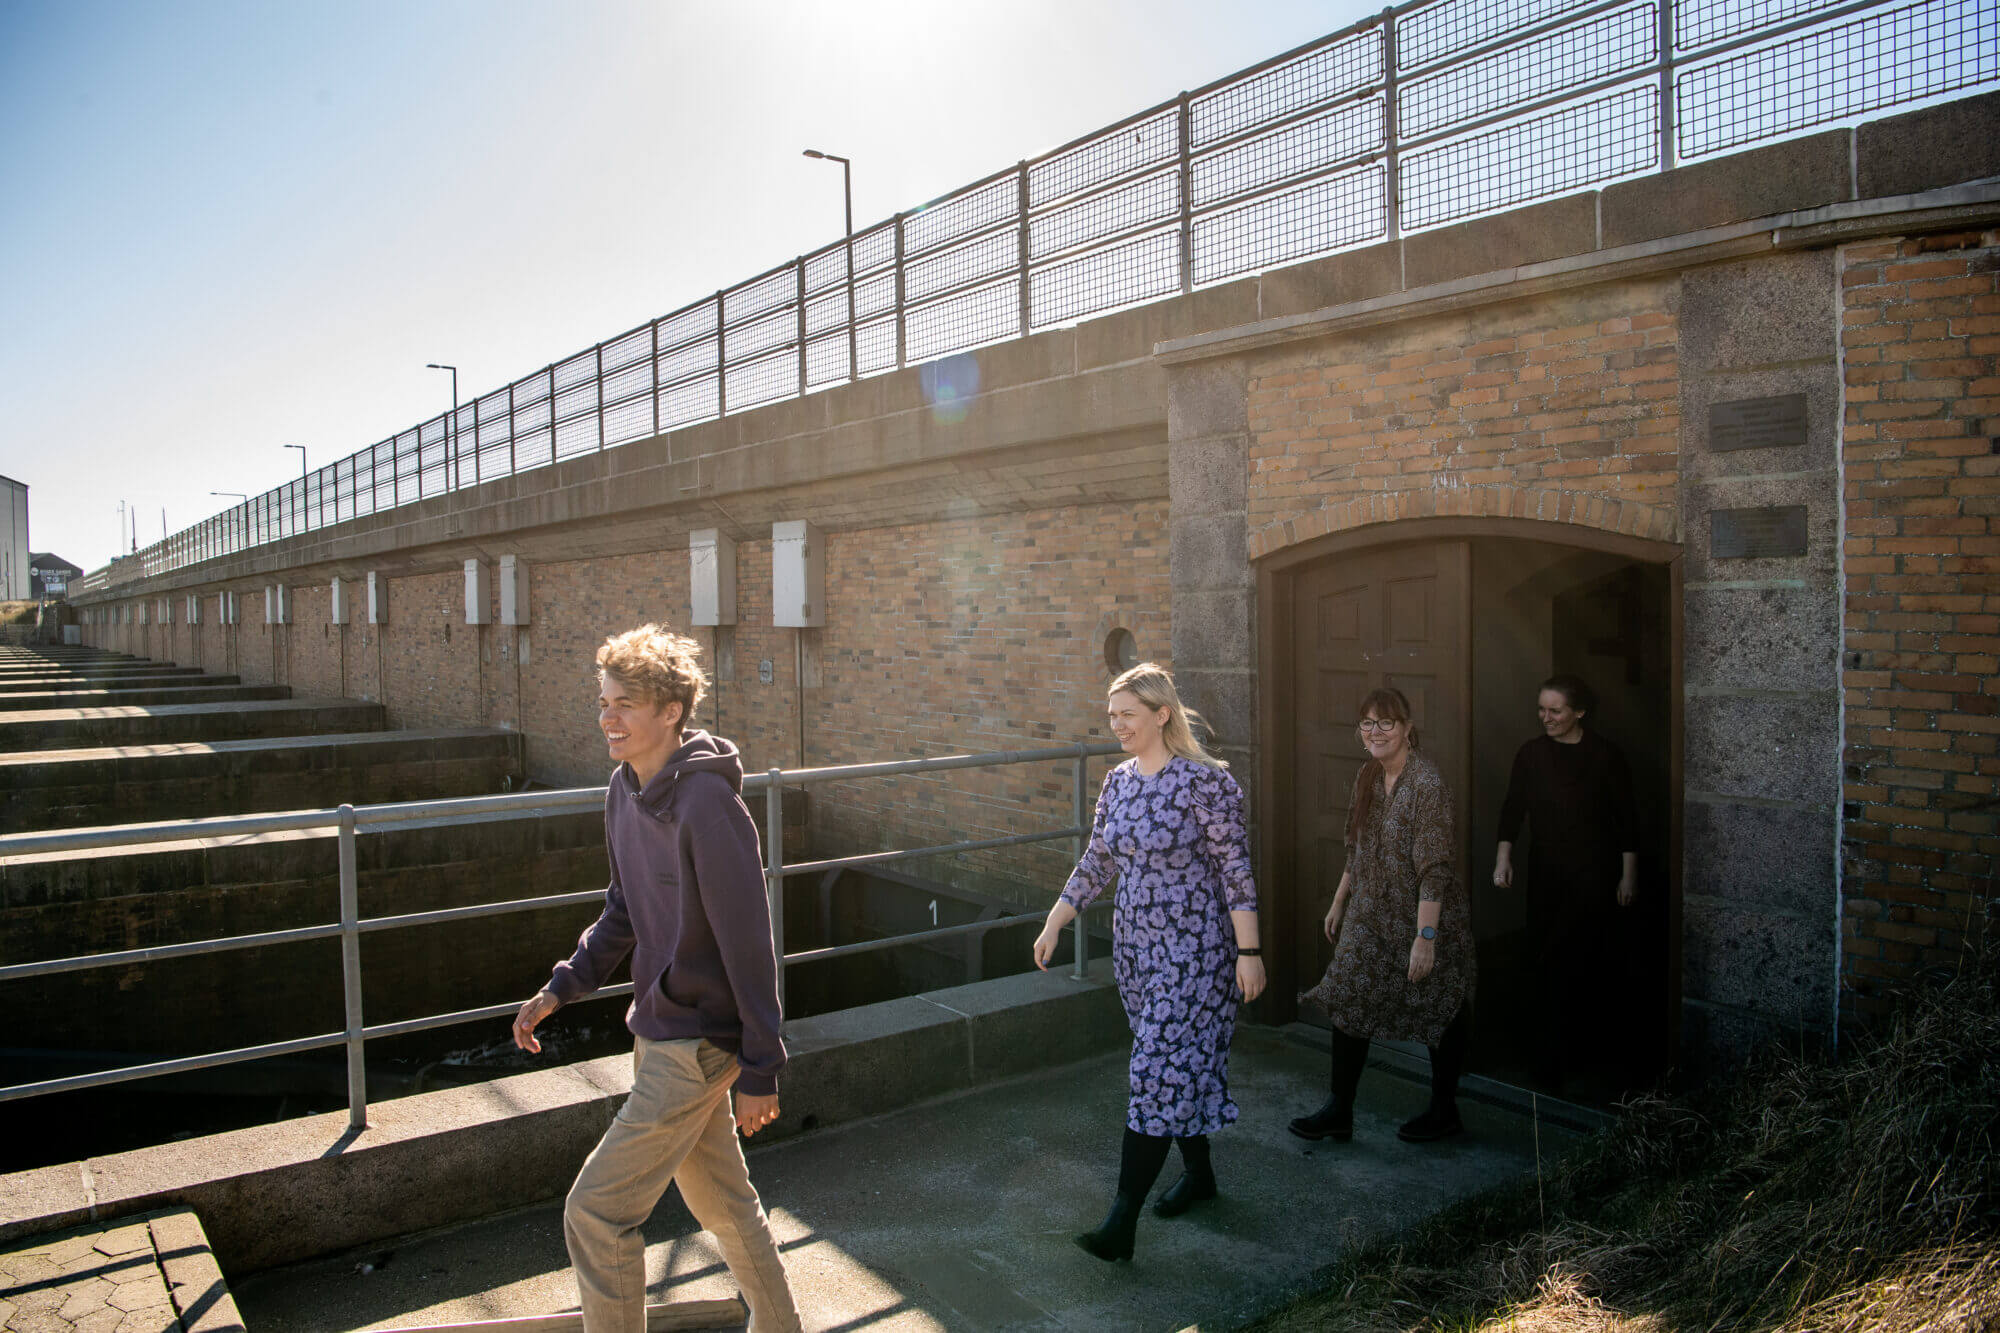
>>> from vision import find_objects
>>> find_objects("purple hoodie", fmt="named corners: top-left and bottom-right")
top-left (544, 730), bottom-right (786, 1095)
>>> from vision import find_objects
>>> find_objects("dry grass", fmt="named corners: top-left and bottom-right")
top-left (1245, 940), bottom-right (2000, 1333)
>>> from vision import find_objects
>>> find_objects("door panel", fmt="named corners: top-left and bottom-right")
top-left (1289, 542), bottom-right (1469, 1019)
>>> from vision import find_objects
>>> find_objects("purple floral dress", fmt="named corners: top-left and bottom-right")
top-left (1062, 756), bottom-right (1258, 1137)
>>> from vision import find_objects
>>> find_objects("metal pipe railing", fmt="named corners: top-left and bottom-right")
top-left (0, 740), bottom-right (1123, 1127)
top-left (75, 0), bottom-right (1996, 596)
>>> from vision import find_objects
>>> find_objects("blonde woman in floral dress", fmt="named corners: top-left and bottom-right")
top-left (1293, 685), bottom-right (1475, 1144)
top-left (1033, 663), bottom-right (1263, 1262)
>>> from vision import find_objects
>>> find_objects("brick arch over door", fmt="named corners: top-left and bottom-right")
top-left (1246, 486), bottom-right (1680, 565)
top-left (1250, 514), bottom-right (1683, 1029)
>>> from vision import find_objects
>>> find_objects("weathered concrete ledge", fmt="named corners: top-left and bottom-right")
top-left (0, 961), bottom-right (1127, 1275)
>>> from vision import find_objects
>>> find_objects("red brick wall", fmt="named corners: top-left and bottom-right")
top-left (1244, 282), bottom-right (1682, 554)
top-left (87, 503), bottom-right (1167, 907)
top-left (1839, 228), bottom-right (2000, 1019)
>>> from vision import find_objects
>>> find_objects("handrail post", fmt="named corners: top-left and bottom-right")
top-left (1071, 745), bottom-right (1089, 979)
top-left (766, 767), bottom-right (786, 1017)
top-left (1017, 161), bottom-right (1032, 337)
top-left (1176, 92), bottom-right (1194, 293)
top-left (1382, 7), bottom-right (1402, 243)
top-left (1657, 0), bottom-right (1678, 170)
top-left (338, 803), bottom-right (367, 1130)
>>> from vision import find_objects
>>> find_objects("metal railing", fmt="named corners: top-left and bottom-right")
top-left (0, 740), bottom-right (1123, 1130)
top-left (80, 0), bottom-right (1999, 594)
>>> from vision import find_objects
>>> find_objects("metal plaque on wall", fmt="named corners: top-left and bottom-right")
top-left (1711, 505), bottom-right (1808, 559)
top-left (1710, 394), bottom-right (1808, 452)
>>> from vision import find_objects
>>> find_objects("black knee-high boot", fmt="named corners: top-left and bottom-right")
top-left (1153, 1134), bottom-right (1216, 1218)
top-left (1289, 1027), bottom-right (1369, 1141)
top-left (1400, 1006), bottom-right (1470, 1142)
top-left (1077, 1128), bottom-right (1172, 1261)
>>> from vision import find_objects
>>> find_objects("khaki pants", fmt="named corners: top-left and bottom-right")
top-left (564, 1036), bottom-right (801, 1333)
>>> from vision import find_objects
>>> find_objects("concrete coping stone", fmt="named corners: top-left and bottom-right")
top-left (0, 960), bottom-right (1127, 1276)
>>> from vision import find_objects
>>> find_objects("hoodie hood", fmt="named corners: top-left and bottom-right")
top-left (626, 728), bottom-right (745, 816)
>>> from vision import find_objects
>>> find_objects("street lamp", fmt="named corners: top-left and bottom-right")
top-left (802, 149), bottom-right (858, 382)
top-left (427, 363), bottom-right (459, 491)
top-left (284, 444), bottom-right (307, 535)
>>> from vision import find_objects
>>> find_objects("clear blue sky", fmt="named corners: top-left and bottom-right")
top-left (0, 0), bottom-right (1375, 571)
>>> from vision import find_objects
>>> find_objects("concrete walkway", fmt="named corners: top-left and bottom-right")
top-left (232, 1028), bottom-right (1579, 1332)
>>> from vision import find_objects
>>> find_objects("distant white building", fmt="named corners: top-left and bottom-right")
top-left (0, 475), bottom-right (27, 602)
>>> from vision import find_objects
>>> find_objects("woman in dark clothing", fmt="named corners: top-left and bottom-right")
top-left (1292, 686), bottom-right (1476, 1146)
top-left (1493, 674), bottom-right (1639, 1083)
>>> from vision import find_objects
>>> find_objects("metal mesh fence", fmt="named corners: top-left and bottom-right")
top-left (109, 0), bottom-right (1998, 585)
top-left (1678, 0), bottom-right (2000, 156)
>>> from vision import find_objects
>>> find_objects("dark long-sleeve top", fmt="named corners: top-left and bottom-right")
top-left (1497, 730), bottom-right (1638, 890)
top-left (545, 730), bottom-right (787, 1096)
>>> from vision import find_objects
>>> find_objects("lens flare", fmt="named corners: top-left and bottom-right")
top-left (920, 353), bottom-right (980, 425)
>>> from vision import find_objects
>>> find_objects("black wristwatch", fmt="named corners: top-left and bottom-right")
top-left (1417, 926), bottom-right (1437, 941)
top-left (1238, 946), bottom-right (1261, 957)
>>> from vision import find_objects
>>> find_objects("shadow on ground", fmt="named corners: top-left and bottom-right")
top-left (232, 1026), bottom-right (1577, 1332)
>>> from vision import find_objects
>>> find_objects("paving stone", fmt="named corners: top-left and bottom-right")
top-left (43, 1238), bottom-right (102, 1268)
top-left (89, 1229), bottom-right (151, 1261)
top-left (74, 1310), bottom-right (129, 1333)
top-left (112, 1306), bottom-right (176, 1333)
top-left (0, 1254), bottom-right (61, 1286)
top-left (104, 1281), bottom-right (163, 1315)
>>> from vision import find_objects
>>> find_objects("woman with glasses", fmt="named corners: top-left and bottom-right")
top-left (1292, 686), bottom-right (1475, 1144)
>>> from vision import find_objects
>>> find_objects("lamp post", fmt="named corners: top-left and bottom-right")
top-left (426, 364), bottom-right (459, 491)
top-left (802, 149), bottom-right (858, 382)
top-left (284, 444), bottom-right (307, 535)
top-left (211, 491), bottom-right (248, 555)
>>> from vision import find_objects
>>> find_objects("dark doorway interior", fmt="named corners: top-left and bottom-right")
top-left (1279, 532), bottom-right (1674, 1106)
top-left (1465, 538), bottom-right (1673, 1101)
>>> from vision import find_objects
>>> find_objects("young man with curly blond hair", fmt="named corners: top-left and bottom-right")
top-left (514, 624), bottom-right (800, 1332)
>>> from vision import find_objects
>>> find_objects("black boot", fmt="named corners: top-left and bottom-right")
top-left (1291, 1026), bottom-right (1368, 1141)
top-left (1288, 1096), bottom-right (1353, 1142)
top-left (1075, 1193), bottom-right (1141, 1261)
top-left (1154, 1135), bottom-right (1216, 1217)
top-left (1076, 1128), bottom-right (1171, 1261)
top-left (1399, 1006), bottom-right (1469, 1143)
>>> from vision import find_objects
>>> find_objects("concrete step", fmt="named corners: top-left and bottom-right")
top-left (0, 663), bottom-right (201, 679)
top-left (0, 682), bottom-right (278, 710)
top-left (0, 697), bottom-right (376, 752)
top-left (0, 728), bottom-right (526, 830)
top-left (0, 671), bottom-right (236, 694)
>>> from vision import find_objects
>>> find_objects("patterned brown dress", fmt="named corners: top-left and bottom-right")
top-left (1301, 749), bottom-right (1474, 1046)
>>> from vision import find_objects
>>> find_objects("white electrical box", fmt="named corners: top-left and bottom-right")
top-left (465, 559), bottom-right (491, 625)
top-left (219, 591), bottom-right (238, 626)
top-left (158, 598), bottom-right (172, 625)
top-left (137, 600), bottom-right (149, 626)
top-left (690, 529), bottom-right (737, 627)
top-left (330, 577), bottom-right (351, 625)
top-left (265, 584), bottom-right (290, 625)
top-left (500, 555), bottom-right (529, 626)
top-left (185, 594), bottom-right (201, 625)
top-left (771, 520), bottom-right (825, 628)
top-left (367, 572), bottom-right (388, 625)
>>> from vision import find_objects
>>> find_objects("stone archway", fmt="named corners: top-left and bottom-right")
top-left (1253, 515), bottom-right (1684, 1099)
